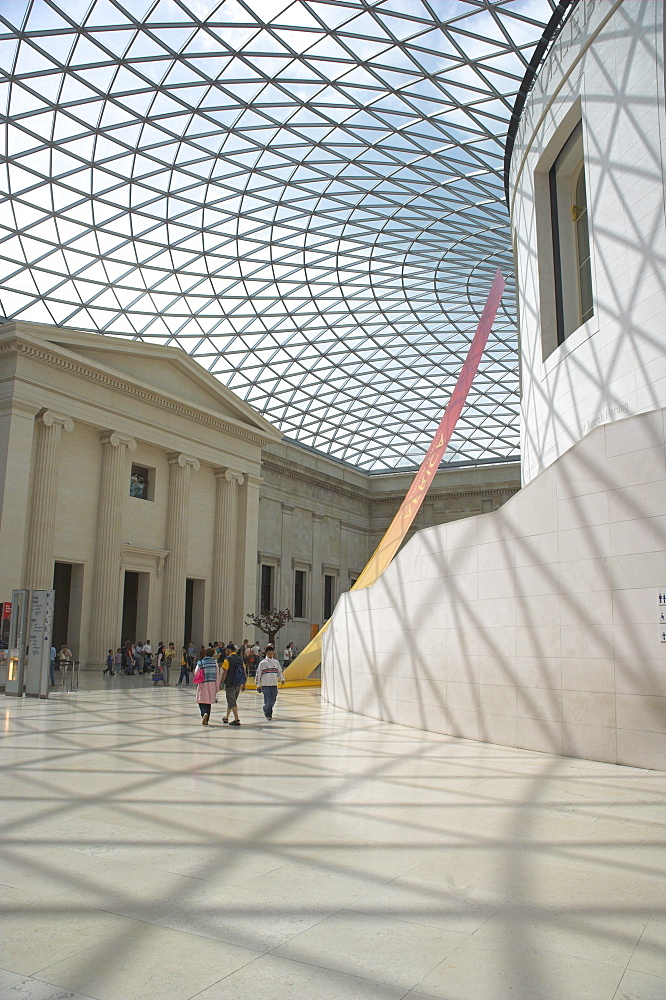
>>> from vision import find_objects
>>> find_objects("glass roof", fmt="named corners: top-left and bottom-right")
top-left (0, 0), bottom-right (555, 472)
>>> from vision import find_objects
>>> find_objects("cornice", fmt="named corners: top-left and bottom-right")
top-left (4, 338), bottom-right (274, 447)
top-left (370, 486), bottom-right (520, 506)
top-left (262, 458), bottom-right (520, 507)
top-left (261, 460), bottom-right (365, 502)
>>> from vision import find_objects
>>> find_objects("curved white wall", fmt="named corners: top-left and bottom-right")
top-left (323, 410), bottom-right (666, 770)
top-left (510, 0), bottom-right (666, 484)
top-left (323, 1), bottom-right (666, 768)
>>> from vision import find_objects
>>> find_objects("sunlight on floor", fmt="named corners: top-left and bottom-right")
top-left (1, 679), bottom-right (664, 1000)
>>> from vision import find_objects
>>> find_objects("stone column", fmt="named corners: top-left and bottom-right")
top-left (24, 410), bottom-right (74, 590)
top-left (210, 468), bottom-right (244, 643)
top-left (90, 431), bottom-right (136, 664)
top-left (162, 453), bottom-right (200, 649)
top-left (240, 473), bottom-right (262, 641)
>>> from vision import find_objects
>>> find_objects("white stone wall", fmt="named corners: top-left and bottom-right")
top-left (323, 410), bottom-right (666, 769)
top-left (510, 0), bottom-right (666, 484)
top-left (323, 2), bottom-right (666, 768)
top-left (257, 441), bottom-right (520, 654)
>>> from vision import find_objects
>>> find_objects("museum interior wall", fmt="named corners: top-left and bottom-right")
top-left (0, 321), bottom-right (519, 666)
top-left (259, 439), bottom-right (519, 654)
top-left (322, 0), bottom-right (666, 769)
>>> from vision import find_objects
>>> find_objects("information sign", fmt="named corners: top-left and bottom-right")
top-left (25, 589), bottom-right (54, 698)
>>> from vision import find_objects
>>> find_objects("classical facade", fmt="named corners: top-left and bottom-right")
top-left (323, 1), bottom-right (666, 769)
top-left (0, 321), bottom-right (281, 666)
top-left (0, 319), bottom-right (520, 668)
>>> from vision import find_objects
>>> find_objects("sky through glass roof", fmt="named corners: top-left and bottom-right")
top-left (0, 0), bottom-right (556, 472)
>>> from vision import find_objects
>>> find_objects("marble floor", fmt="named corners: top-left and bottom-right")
top-left (1, 676), bottom-right (665, 1000)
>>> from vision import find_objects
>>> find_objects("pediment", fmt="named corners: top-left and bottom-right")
top-left (35, 328), bottom-right (280, 440)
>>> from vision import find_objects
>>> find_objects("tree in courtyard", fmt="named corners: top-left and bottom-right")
top-left (245, 607), bottom-right (292, 646)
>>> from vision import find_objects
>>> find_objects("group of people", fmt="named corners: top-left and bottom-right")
top-left (196, 641), bottom-right (287, 726)
top-left (101, 634), bottom-right (295, 725)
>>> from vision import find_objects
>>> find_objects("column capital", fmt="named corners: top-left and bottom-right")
top-left (215, 467), bottom-right (244, 485)
top-left (245, 473), bottom-right (263, 487)
top-left (168, 452), bottom-right (200, 471)
top-left (40, 409), bottom-right (74, 432)
top-left (101, 430), bottom-right (136, 451)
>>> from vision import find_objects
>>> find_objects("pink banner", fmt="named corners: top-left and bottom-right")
top-left (353, 268), bottom-right (505, 590)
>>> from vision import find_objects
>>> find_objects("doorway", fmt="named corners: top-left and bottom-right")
top-left (121, 571), bottom-right (150, 644)
top-left (184, 578), bottom-right (205, 648)
top-left (52, 562), bottom-right (84, 658)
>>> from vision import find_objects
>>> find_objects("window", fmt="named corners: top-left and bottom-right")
top-left (130, 464), bottom-right (153, 501)
top-left (323, 574), bottom-right (335, 620)
top-left (294, 570), bottom-right (306, 618)
top-left (260, 564), bottom-right (273, 612)
top-left (549, 121), bottom-right (593, 344)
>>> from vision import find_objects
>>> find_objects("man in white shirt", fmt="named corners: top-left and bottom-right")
top-left (255, 645), bottom-right (284, 720)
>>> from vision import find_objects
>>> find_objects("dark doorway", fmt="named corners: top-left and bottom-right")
top-left (52, 562), bottom-right (72, 650)
top-left (184, 578), bottom-right (205, 647)
top-left (122, 571), bottom-right (139, 643)
top-left (184, 578), bottom-right (193, 649)
top-left (52, 561), bottom-right (84, 659)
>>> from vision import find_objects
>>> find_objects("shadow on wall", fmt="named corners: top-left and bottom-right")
top-left (322, 410), bottom-right (666, 769)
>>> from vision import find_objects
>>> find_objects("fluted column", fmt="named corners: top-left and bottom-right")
top-left (24, 410), bottom-right (74, 590)
top-left (162, 453), bottom-right (200, 648)
top-left (90, 431), bottom-right (136, 663)
top-left (210, 468), bottom-right (244, 642)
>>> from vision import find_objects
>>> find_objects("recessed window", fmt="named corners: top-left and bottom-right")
top-left (260, 564), bottom-right (273, 612)
top-left (549, 121), bottom-right (594, 344)
top-left (294, 569), bottom-right (306, 618)
top-left (323, 574), bottom-right (335, 620)
top-left (130, 464), bottom-right (153, 501)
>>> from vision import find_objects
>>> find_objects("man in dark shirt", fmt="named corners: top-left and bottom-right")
top-left (219, 644), bottom-right (247, 727)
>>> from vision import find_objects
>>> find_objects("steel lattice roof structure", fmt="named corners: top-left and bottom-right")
top-left (0, 0), bottom-right (557, 472)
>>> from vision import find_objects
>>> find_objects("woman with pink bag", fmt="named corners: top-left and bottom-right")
top-left (193, 647), bottom-right (219, 726)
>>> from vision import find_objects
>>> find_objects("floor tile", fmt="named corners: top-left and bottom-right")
top-left (416, 935), bottom-right (624, 1000)
top-left (0, 976), bottom-right (97, 999)
top-left (628, 916), bottom-right (666, 978)
top-left (191, 954), bottom-right (406, 1000)
top-left (1, 682), bottom-right (664, 1000)
top-left (273, 908), bottom-right (467, 989)
top-left (613, 969), bottom-right (666, 1000)
top-left (36, 923), bottom-right (258, 1000)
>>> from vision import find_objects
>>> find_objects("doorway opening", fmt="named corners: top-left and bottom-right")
top-left (52, 562), bottom-right (84, 659)
top-left (185, 578), bottom-right (205, 648)
top-left (121, 571), bottom-right (150, 645)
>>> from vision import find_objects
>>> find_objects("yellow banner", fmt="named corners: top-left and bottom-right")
top-left (284, 269), bottom-right (505, 684)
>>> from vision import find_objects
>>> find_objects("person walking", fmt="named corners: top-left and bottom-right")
top-left (219, 643), bottom-right (246, 726)
top-left (103, 649), bottom-right (114, 676)
top-left (58, 643), bottom-right (73, 685)
top-left (50, 644), bottom-right (57, 686)
top-left (163, 642), bottom-right (176, 686)
top-left (255, 645), bottom-right (284, 721)
top-left (177, 646), bottom-right (190, 686)
top-left (134, 640), bottom-right (145, 674)
top-left (186, 640), bottom-right (196, 670)
top-left (194, 647), bottom-right (219, 726)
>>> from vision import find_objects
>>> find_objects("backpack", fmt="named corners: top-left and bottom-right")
top-left (224, 653), bottom-right (245, 687)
